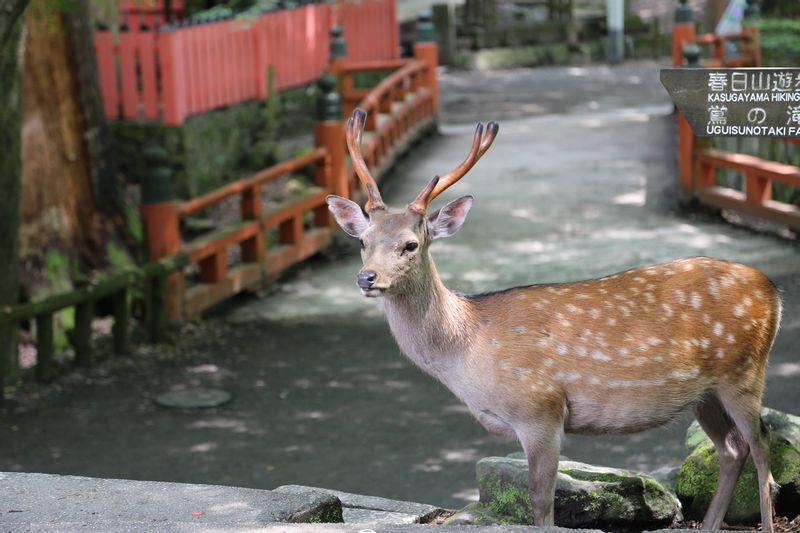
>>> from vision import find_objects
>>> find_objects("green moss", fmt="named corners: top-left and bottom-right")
top-left (308, 500), bottom-right (343, 523)
top-left (106, 243), bottom-right (134, 271)
top-left (481, 475), bottom-right (533, 524)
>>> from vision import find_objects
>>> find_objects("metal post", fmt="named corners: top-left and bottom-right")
top-left (606, 0), bottom-right (624, 64)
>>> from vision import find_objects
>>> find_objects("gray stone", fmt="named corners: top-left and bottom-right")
top-left (476, 457), bottom-right (682, 529)
top-left (0, 472), bottom-right (343, 529)
top-left (342, 508), bottom-right (421, 524)
top-left (442, 501), bottom-right (502, 525)
top-left (274, 484), bottom-right (446, 523)
top-left (154, 388), bottom-right (231, 409)
top-left (675, 407), bottom-right (800, 523)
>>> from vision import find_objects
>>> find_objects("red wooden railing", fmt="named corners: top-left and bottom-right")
top-left (139, 36), bottom-right (439, 320)
top-left (671, 16), bottom-right (800, 229)
top-left (118, 0), bottom-right (185, 28)
top-left (94, 0), bottom-right (399, 125)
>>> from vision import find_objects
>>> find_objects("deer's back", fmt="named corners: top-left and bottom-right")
top-left (465, 257), bottom-right (781, 435)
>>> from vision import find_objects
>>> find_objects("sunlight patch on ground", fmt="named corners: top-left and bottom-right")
top-left (613, 189), bottom-right (646, 206)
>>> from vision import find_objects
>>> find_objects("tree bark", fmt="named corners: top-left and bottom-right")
top-left (62, 0), bottom-right (120, 216)
top-left (0, 0), bottom-right (29, 388)
top-left (19, 5), bottom-right (103, 288)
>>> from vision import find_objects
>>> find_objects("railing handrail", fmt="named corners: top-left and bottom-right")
top-left (340, 58), bottom-right (410, 74)
top-left (178, 148), bottom-right (328, 217)
top-left (358, 60), bottom-right (427, 113)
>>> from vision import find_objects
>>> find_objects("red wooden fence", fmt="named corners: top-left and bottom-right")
top-left (94, 0), bottom-right (398, 125)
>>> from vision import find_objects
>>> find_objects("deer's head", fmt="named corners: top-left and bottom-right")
top-left (326, 109), bottom-right (498, 297)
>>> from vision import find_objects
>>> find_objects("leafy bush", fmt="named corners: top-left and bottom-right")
top-left (760, 18), bottom-right (800, 67)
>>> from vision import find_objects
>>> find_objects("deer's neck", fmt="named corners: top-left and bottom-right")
top-left (381, 253), bottom-right (476, 373)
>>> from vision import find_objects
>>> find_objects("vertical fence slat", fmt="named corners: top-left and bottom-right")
top-left (94, 30), bottom-right (119, 118)
top-left (118, 29), bottom-right (139, 118)
top-left (139, 29), bottom-right (159, 118)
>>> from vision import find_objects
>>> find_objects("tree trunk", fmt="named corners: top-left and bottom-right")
top-left (19, 5), bottom-right (103, 291)
top-left (0, 0), bottom-right (29, 388)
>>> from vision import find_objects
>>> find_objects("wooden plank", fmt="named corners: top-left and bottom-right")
top-left (699, 186), bottom-right (800, 229)
top-left (118, 29), bottom-right (139, 118)
top-left (199, 251), bottom-right (227, 284)
top-left (265, 228), bottom-right (332, 275)
top-left (697, 149), bottom-right (800, 184)
top-left (262, 188), bottom-right (328, 227)
top-left (74, 299), bottom-right (94, 367)
top-left (184, 263), bottom-right (262, 318)
top-left (185, 220), bottom-right (260, 263)
top-left (138, 29), bottom-right (159, 118)
top-left (178, 149), bottom-right (326, 216)
top-left (35, 313), bottom-right (54, 382)
top-left (112, 289), bottom-right (130, 355)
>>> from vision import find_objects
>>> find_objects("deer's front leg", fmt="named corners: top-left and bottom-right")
top-left (517, 421), bottom-right (563, 526)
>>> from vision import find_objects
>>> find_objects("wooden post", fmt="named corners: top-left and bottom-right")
top-left (672, 0), bottom-right (695, 67)
top-left (112, 288), bottom-right (130, 355)
top-left (140, 144), bottom-right (183, 321)
top-left (314, 74), bottom-right (348, 199)
top-left (678, 44), bottom-right (701, 203)
top-left (74, 299), bottom-right (94, 366)
top-left (414, 9), bottom-right (439, 115)
top-left (329, 25), bottom-right (346, 77)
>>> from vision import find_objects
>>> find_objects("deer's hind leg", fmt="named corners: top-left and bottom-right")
top-left (694, 392), bottom-right (749, 530)
top-left (718, 388), bottom-right (775, 532)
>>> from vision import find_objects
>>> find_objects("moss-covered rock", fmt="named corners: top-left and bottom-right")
top-left (675, 407), bottom-right (800, 523)
top-left (475, 456), bottom-right (681, 528)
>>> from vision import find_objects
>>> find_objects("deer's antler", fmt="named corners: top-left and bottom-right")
top-left (346, 108), bottom-right (385, 212)
top-left (409, 121), bottom-right (499, 214)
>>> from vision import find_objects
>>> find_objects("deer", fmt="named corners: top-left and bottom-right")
top-left (325, 108), bottom-right (782, 531)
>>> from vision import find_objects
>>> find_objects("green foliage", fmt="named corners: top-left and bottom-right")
top-left (760, 18), bottom-right (800, 67)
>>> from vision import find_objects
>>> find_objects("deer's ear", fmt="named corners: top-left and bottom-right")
top-left (326, 195), bottom-right (369, 237)
top-left (428, 195), bottom-right (473, 240)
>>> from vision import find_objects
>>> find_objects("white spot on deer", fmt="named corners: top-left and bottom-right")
top-left (575, 346), bottom-right (588, 357)
top-left (598, 288), bottom-right (608, 295)
top-left (647, 336), bottom-right (664, 346)
top-left (713, 322), bottom-right (724, 336)
top-left (708, 278), bottom-right (720, 298)
top-left (532, 302), bottom-right (544, 310)
top-left (591, 350), bottom-right (612, 362)
top-left (633, 276), bottom-right (646, 284)
top-left (617, 306), bottom-right (631, 317)
top-left (733, 303), bottom-right (745, 317)
top-left (536, 337), bottom-right (549, 347)
top-left (755, 289), bottom-right (765, 299)
top-left (565, 304), bottom-right (582, 314)
top-left (553, 371), bottom-right (581, 382)
top-left (644, 293), bottom-right (656, 304)
top-left (545, 384), bottom-right (556, 392)
top-left (715, 348), bottom-right (725, 358)
top-left (682, 262), bottom-right (695, 272)
top-left (661, 303), bottom-right (673, 317)
top-left (514, 325), bottom-right (527, 334)
top-left (720, 275), bottom-right (735, 288)
top-left (726, 333), bottom-right (736, 344)
top-left (489, 338), bottom-right (501, 347)
top-left (700, 337), bottom-right (710, 349)
top-left (691, 292), bottom-right (703, 309)
top-left (589, 376), bottom-right (601, 385)
top-left (664, 269), bottom-right (675, 276)
top-left (555, 343), bottom-right (568, 356)
top-left (575, 293), bottom-right (590, 300)
top-left (497, 360), bottom-right (510, 370)
top-left (629, 287), bottom-right (640, 295)
top-left (654, 356), bottom-right (664, 362)
top-left (674, 289), bottom-right (686, 305)
top-left (513, 367), bottom-right (533, 379)
top-left (606, 317), bottom-right (617, 326)
top-left (671, 367), bottom-right (700, 380)
top-left (517, 293), bottom-right (527, 300)
top-left (681, 313), bottom-right (690, 321)
top-left (617, 347), bottom-right (630, 356)
top-left (744, 296), bottom-right (753, 306)
top-left (702, 313), bottom-right (711, 324)
top-left (682, 340), bottom-right (692, 350)
top-left (589, 308), bottom-right (601, 320)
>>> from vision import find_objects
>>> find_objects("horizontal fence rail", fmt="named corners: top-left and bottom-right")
top-left (94, 0), bottom-right (399, 125)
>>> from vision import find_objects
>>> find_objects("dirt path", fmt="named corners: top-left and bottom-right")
top-left (3, 61), bottom-right (799, 510)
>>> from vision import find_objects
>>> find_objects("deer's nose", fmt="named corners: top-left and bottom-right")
top-left (357, 270), bottom-right (377, 290)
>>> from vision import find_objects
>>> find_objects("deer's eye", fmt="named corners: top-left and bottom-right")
top-left (404, 241), bottom-right (419, 253)
top-left (359, 239), bottom-right (366, 250)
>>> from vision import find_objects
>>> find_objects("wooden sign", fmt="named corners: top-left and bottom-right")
top-left (661, 68), bottom-right (800, 137)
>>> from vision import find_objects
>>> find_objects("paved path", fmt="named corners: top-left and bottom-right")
top-left (2, 61), bottom-right (799, 512)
